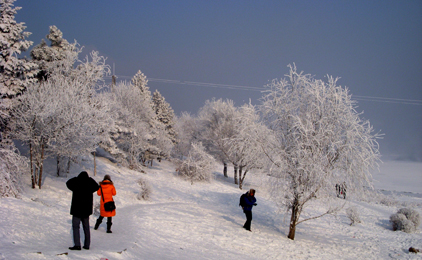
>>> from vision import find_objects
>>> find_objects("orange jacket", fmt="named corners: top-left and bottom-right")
top-left (97, 180), bottom-right (116, 217)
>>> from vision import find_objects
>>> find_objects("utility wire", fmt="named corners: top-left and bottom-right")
top-left (105, 75), bottom-right (422, 106)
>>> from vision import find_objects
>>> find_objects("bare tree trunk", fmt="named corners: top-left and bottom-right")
top-left (239, 169), bottom-right (248, 190)
top-left (288, 197), bottom-right (301, 240)
top-left (234, 164), bottom-right (238, 185)
top-left (38, 143), bottom-right (45, 189)
top-left (94, 151), bottom-right (96, 176)
top-left (141, 155), bottom-right (146, 166)
top-left (239, 166), bottom-right (243, 183)
top-left (66, 157), bottom-right (71, 174)
top-left (29, 143), bottom-right (35, 189)
top-left (223, 163), bottom-right (227, 178)
top-left (56, 156), bottom-right (60, 176)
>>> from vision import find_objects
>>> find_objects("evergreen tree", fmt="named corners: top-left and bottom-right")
top-left (30, 25), bottom-right (76, 81)
top-left (152, 90), bottom-right (177, 143)
top-left (0, 0), bottom-right (36, 195)
top-left (0, 0), bottom-right (38, 98)
top-left (131, 70), bottom-right (150, 97)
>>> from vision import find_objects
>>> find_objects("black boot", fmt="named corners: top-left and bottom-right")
top-left (94, 218), bottom-right (102, 230)
top-left (106, 222), bottom-right (112, 233)
top-left (69, 246), bottom-right (81, 250)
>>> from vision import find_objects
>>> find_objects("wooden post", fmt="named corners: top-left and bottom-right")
top-left (111, 63), bottom-right (116, 92)
top-left (94, 151), bottom-right (97, 176)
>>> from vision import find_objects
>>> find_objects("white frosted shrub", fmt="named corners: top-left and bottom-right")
top-left (0, 145), bottom-right (28, 198)
top-left (137, 178), bottom-right (151, 200)
top-left (397, 208), bottom-right (421, 228)
top-left (379, 197), bottom-right (397, 207)
top-left (176, 142), bottom-right (216, 184)
top-left (346, 206), bottom-right (361, 226)
top-left (390, 208), bottom-right (420, 233)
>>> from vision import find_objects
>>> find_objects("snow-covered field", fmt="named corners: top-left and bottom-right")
top-left (0, 154), bottom-right (421, 260)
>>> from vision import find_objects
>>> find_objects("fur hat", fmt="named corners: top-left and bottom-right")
top-left (103, 175), bottom-right (111, 181)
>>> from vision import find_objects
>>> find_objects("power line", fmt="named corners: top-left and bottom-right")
top-left (105, 75), bottom-right (422, 106)
top-left (353, 96), bottom-right (422, 105)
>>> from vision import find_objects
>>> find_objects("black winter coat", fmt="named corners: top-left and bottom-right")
top-left (66, 172), bottom-right (99, 218)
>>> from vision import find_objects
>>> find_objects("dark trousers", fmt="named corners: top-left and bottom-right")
top-left (243, 210), bottom-right (253, 230)
top-left (97, 216), bottom-right (112, 225)
top-left (96, 216), bottom-right (113, 231)
top-left (72, 216), bottom-right (90, 247)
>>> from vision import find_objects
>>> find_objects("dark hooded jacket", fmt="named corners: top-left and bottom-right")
top-left (66, 171), bottom-right (99, 218)
top-left (242, 192), bottom-right (257, 212)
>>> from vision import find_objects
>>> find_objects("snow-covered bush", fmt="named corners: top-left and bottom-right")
top-left (176, 142), bottom-right (216, 184)
top-left (137, 177), bottom-right (151, 200)
top-left (0, 142), bottom-right (28, 198)
top-left (390, 208), bottom-right (421, 233)
top-left (346, 206), bottom-right (361, 226)
top-left (379, 196), bottom-right (398, 207)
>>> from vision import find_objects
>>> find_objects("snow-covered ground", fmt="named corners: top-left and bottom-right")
top-left (0, 154), bottom-right (421, 260)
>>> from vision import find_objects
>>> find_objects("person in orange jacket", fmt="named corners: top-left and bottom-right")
top-left (94, 175), bottom-right (116, 233)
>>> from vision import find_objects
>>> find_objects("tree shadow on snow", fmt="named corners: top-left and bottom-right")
top-left (376, 218), bottom-right (393, 230)
top-left (212, 171), bottom-right (239, 189)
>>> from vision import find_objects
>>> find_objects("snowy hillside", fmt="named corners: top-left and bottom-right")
top-left (0, 154), bottom-right (421, 260)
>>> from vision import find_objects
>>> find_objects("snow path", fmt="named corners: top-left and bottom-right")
top-left (0, 156), bottom-right (421, 259)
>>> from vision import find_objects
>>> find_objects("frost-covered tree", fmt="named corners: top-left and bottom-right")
top-left (106, 79), bottom-right (172, 169)
top-left (176, 142), bottom-right (216, 184)
top-left (98, 81), bottom-right (149, 168)
top-left (31, 28), bottom-right (105, 89)
top-left (117, 70), bottom-right (174, 163)
top-left (227, 103), bottom-right (269, 189)
top-left (30, 25), bottom-right (74, 81)
top-left (0, 0), bottom-right (38, 98)
top-left (11, 49), bottom-right (112, 187)
top-left (172, 111), bottom-right (200, 159)
top-left (260, 65), bottom-right (381, 240)
top-left (132, 70), bottom-right (150, 96)
top-left (152, 90), bottom-right (177, 144)
top-left (197, 99), bottom-right (239, 179)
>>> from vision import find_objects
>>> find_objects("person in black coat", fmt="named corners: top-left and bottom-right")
top-left (66, 171), bottom-right (99, 250)
top-left (242, 189), bottom-right (257, 231)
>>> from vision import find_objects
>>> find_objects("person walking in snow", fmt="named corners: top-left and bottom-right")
top-left (241, 189), bottom-right (257, 231)
top-left (94, 175), bottom-right (116, 233)
top-left (66, 171), bottom-right (99, 250)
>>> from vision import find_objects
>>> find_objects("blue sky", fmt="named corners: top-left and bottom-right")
top-left (15, 0), bottom-right (422, 161)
